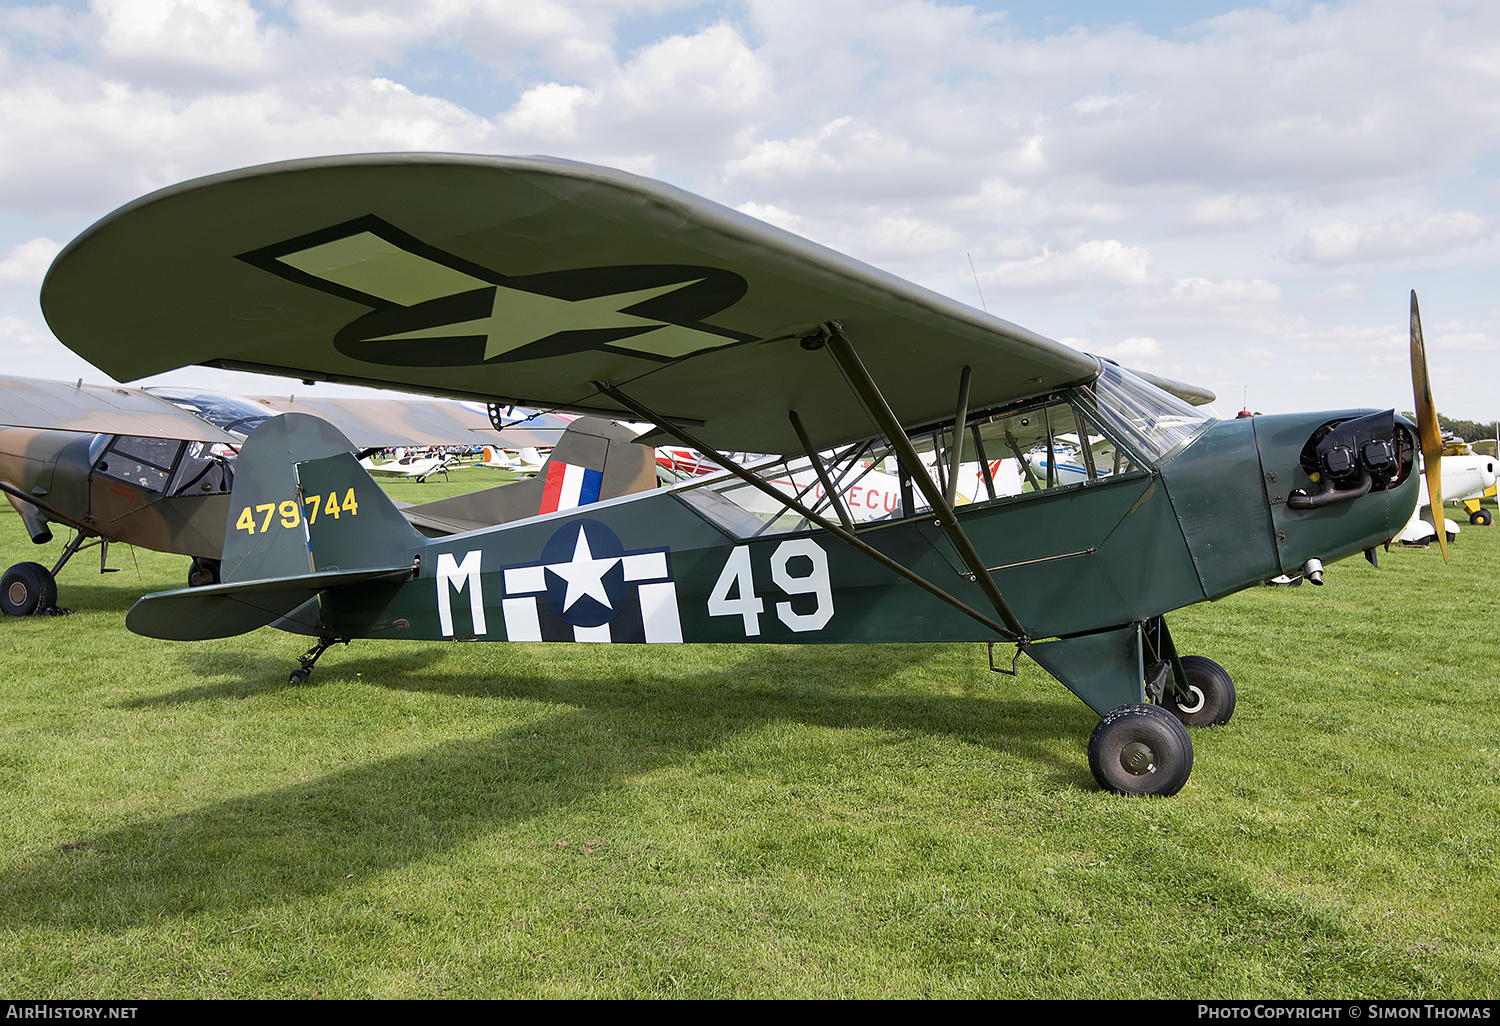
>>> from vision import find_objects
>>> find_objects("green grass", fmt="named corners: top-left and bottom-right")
top-left (0, 485), bottom-right (1497, 998)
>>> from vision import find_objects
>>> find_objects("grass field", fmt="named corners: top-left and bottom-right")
top-left (1, 470), bottom-right (1497, 998)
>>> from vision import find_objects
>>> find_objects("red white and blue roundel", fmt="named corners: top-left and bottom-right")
top-left (500, 519), bottom-right (680, 643)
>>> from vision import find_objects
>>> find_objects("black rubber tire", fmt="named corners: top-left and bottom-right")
top-left (2, 562), bottom-right (57, 616)
top-left (1471, 508), bottom-right (1492, 526)
top-left (1088, 704), bottom-right (1193, 797)
top-left (1164, 655), bottom-right (1237, 727)
top-left (288, 669), bottom-right (310, 685)
top-left (188, 557), bottom-right (221, 588)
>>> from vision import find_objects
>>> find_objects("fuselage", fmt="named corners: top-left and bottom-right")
top-left (306, 396), bottom-right (1418, 648)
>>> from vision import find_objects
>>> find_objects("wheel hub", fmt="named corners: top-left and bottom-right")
top-left (1176, 685), bottom-right (1206, 715)
top-left (1119, 741), bottom-right (1157, 776)
top-left (8, 581), bottom-right (26, 606)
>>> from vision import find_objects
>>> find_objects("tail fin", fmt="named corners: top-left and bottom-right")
top-left (127, 413), bottom-right (423, 641)
top-left (400, 417), bottom-right (656, 536)
top-left (222, 413), bottom-right (424, 583)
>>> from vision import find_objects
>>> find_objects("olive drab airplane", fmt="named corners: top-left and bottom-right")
top-left (0, 373), bottom-right (651, 614)
top-left (39, 154), bottom-right (1439, 796)
top-left (0, 375), bottom-right (245, 614)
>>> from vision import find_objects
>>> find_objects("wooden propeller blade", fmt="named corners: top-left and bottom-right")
top-left (1411, 290), bottom-right (1448, 562)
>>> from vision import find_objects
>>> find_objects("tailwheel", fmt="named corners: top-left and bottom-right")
top-left (188, 557), bottom-right (221, 587)
top-left (1164, 655), bottom-right (1237, 727)
top-left (288, 631), bottom-right (350, 685)
top-left (2, 562), bottom-right (58, 616)
top-left (1088, 704), bottom-right (1193, 797)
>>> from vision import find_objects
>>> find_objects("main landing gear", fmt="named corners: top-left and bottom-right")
top-left (2, 528), bottom-right (124, 616)
top-left (1020, 619), bottom-right (1238, 797)
top-left (1088, 705), bottom-right (1193, 797)
top-left (1086, 650), bottom-right (1235, 797)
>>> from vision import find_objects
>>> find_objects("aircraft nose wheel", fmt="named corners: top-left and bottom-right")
top-left (1088, 704), bottom-right (1193, 797)
top-left (2, 562), bottom-right (58, 616)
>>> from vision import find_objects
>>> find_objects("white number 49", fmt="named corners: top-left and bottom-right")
top-left (708, 540), bottom-right (834, 636)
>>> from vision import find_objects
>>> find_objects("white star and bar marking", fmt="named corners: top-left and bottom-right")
top-left (276, 229), bottom-right (735, 360)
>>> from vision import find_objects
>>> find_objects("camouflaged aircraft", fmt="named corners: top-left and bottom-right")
top-left (0, 375), bottom-right (245, 614)
top-left (0, 373), bottom-right (651, 615)
top-left (38, 154), bottom-right (1443, 796)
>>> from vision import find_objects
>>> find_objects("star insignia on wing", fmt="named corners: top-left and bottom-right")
top-left (239, 215), bottom-right (756, 368)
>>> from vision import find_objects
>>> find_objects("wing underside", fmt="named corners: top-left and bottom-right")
top-left (41, 154), bottom-right (1119, 455)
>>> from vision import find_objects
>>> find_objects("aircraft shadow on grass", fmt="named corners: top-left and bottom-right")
top-left (0, 645), bottom-right (1092, 932)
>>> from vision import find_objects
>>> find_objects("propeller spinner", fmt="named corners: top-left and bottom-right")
top-left (1410, 290), bottom-right (1448, 562)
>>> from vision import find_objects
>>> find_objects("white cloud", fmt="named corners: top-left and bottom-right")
top-left (1183, 194), bottom-right (1278, 232)
top-left (984, 240), bottom-right (1155, 290)
top-left (95, 0), bottom-right (288, 85)
top-left (1094, 336), bottom-right (1161, 361)
top-left (499, 82), bottom-right (596, 141)
top-left (0, 238), bottom-right (63, 288)
top-left (496, 22), bottom-right (771, 166)
top-left (1166, 277), bottom-right (1282, 308)
top-left (1290, 212), bottom-right (1492, 267)
top-left (734, 201), bottom-right (801, 232)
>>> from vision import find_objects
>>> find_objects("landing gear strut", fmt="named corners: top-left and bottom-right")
top-left (288, 631), bottom-right (351, 684)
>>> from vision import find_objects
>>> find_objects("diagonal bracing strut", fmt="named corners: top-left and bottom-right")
top-left (591, 379), bottom-right (1023, 642)
top-left (817, 321), bottom-right (1028, 641)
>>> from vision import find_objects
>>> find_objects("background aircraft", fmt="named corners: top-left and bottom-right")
top-left (0, 375), bottom-right (648, 614)
top-left (358, 450), bottom-right (457, 483)
top-left (39, 153), bottom-right (1435, 797)
top-left (1428, 441), bottom-right (1498, 526)
top-left (1393, 440), bottom-right (1498, 548)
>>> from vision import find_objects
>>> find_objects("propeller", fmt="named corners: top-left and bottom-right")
top-left (1410, 290), bottom-right (1448, 562)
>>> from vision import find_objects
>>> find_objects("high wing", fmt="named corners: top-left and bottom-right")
top-left (246, 395), bottom-right (568, 449)
top-left (39, 154), bottom-right (1143, 456)
top-left (0, 373), bottom-right (238, 443)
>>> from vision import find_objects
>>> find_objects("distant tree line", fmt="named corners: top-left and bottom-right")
top-left (1402, 412), bottom-right (1500, 443)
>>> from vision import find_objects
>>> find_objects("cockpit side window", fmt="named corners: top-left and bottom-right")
top-left (959, 395), bottom-right (1143, 503)
top-left (94, 436), bottom-right (182, 493)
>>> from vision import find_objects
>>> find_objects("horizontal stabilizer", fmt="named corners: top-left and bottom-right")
top-left (127, 565), bottom-right (413, 640)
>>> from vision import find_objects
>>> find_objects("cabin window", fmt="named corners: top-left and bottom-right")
top-left (93, 435), bottom-right (182, 493)
top-left (167, 441), bottom-right (235, 496)
top-left (945, 395), bottom-right (1143, 506)
top-left (676, 449), bottom-right (902, 538)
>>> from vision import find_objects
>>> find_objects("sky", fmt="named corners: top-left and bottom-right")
top-left (1, 0), bottom-right (1498, 421)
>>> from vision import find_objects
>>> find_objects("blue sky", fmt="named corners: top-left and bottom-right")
top-left (1, 0), bottom-right (1498, 420)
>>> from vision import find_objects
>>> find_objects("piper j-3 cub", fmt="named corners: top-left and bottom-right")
top-left (40, 154), bottom-right (1437, 796)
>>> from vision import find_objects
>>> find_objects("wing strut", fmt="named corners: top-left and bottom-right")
top-left (591, 380), bottom-right (1023, 642)
top-left (817, 322), bottom-right (1029, 642)
top-left (788, 410), bottom-right (856, 533)
top-left (944, 364), bottom-right (972, 507)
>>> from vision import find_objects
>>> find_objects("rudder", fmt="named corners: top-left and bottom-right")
top-left (222, 413), bottom-right (423, 582)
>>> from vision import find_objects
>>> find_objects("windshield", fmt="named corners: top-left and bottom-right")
top-left (1089, 363), bottom-right (1214, 462)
